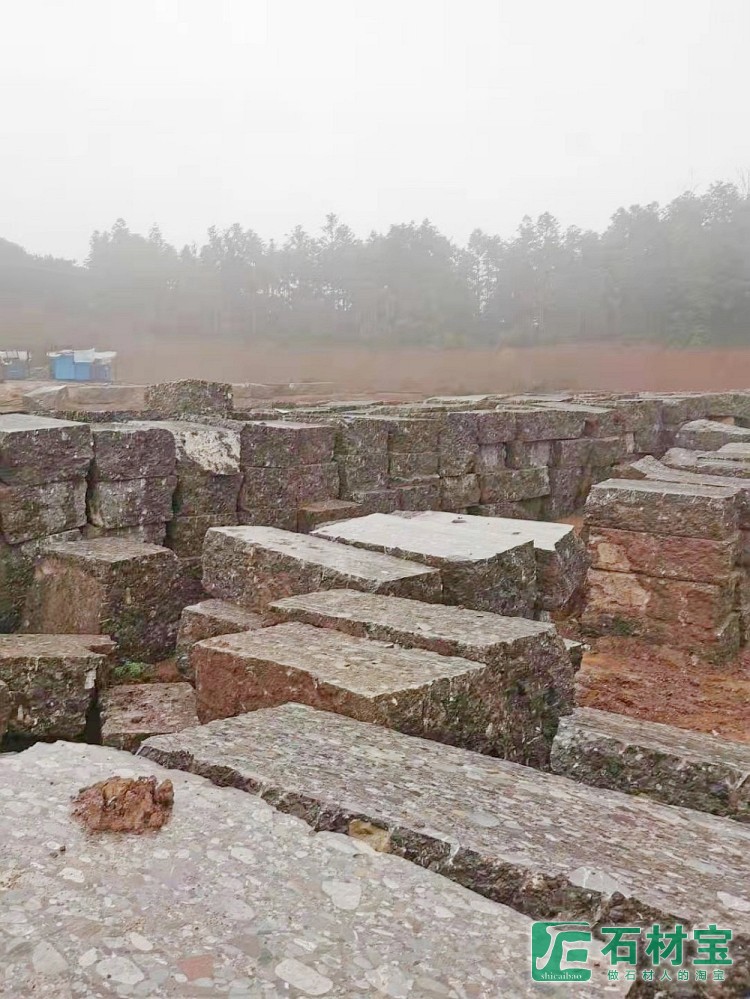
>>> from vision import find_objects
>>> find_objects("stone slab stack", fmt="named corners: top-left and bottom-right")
top-left (84, 423), bottom-right (176, 545)
top-left (21, 537), bottom-right (189, 661)
top-left (0, 414), bottom-right (92, 631)
top-left (314, 511), bottom-right (536, 616)
top-left (239, 420), bottom-right (340, 531)
top-left (583, 478), bottom-right (746, 663)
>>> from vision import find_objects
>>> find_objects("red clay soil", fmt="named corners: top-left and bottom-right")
top-left (576, 636), bottom-right (750, 745)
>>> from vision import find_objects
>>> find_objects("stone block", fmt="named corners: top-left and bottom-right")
top-left (0, 678), bottom-right (9, 739)
top-left (348, 488), bottom-right (400, 514)
top-left (663, 446), bottom-right (750, 479)
top-left (0, 414), bottom-right (91, 486)
top-left (550, 438), bottom-right (593, 467)
top-left (237, 506), bottom-right (298, 531)
top-left (587, 436), bottom-right (629, 466)
top-left (585, 478), bottom-right (741, 540)
top-left (296, 462), bottom-right (340, 503)
top-left (141, 701), bottom-right (750, 974)
top-left (239, 465), bottom-right (297, 511)
top-left (363, 415), bottom-right (439, 453)
top-left (392, 476), bottom-right (441, 511)
top-left (0, 633), bottom-right (114, 740)
top-left (100, 682), bottom-right (199, 751)
top-left (90, 423), bottom-right (176, 480)
top-left (0, 742), bottom-right (618, 999)
top-left (388, 451), bottom-right (439, 479)
top-left (267, 589), bottom-right (575, 765)
top-left (437, 411), bottom-right (479, 474)
top-left (143, 379), bottom-right (232, 417)
top-left (240, 420), bottom-right (335, 468)
top-left (297, 498), bottom-right (363, 533)
top-left (202, 525), bottom-right (442, 610)
top-left (439, 474), bottom-right (480, 510)
top-left (512, 406), bottom-right (587, 441)
top-left (0, 478), bottom-right (87, 544)
top-left (588, 527), bottom-right (740, 583)
top-left (166, 513), bottom-right (237, 557)
top-left (676, 418), bottom-right (750, 451)
top-left (22, 539), bottom-right (188, 661)
top-left (475, 443), bottom-right (505, 471)
top-left (468, 498), bottom-right (546, 520)
top-left (505, 440), bottom-right (551, 468)
top-left (86, 475), bottom-right (176, 529)
top-left (551, 707), bottom-right (750, 820)
top-left (475, 409), bottom-right (517, 444)
top-left (315, 512), bottom-right (536, 616)
top-left (176, 598), bottom-right (264, 678)
top-left (545, 467), bottom-right (590, 517)
top-left (479, 467), bottom-right (550, 504)
top-left (0, 529), bottom-right (81, 632)
top-left (397, 510), bottom-right (589, 613)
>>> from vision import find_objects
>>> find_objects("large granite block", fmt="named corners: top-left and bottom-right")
top-left (86, 475), bottom-right (176, 529)
top-left (166, 513), bottom-right (237, 557)
top-left (438, 410), bottom-right (479, 474)
top-left (397, 510), bottom-right (589, 612)
top-left (391, 476), bottom-right (441, 511)
top-left (141, 701), bottom-right (750, 982)
top-left (297, 498), bottom-right (363, 533)
top-left (0, 742), bottom-right (619, 999)
top-left (589, 527), bottom-right (740, 583)
top-left (240, 420), bottom-right (335, 468)
top-left (585, 478), bottom-right (741, 540)
top-left (0, 413), bottom-right (91, 486)
top-left (90, 423), bottom-right (176, 480)
top-left (505, 440), bottom-right (552, 469)
top-left (475, 409), bottom-right (517, 444)
top-left (100, 681), bottom-right (199, 751)
top-left (239, 465), bottom-right (297, 512)
top-left (440, 473), bottom-right (481, 510)
top-left (676, 418), bottom-right (750, 451)
top-left (267, 588), bottom-right (575, 765)
top-left (362, 415), bottom-right (439, 453)
top-left (551, 707), bottom-right (750, 821)
top-left (0, 478), bottom-right (87, 544)
top-left (0, 633), bottom-right (114, 740)
top-left (143, 378), bottom-right (232, 417)
top-left (192, 621), bottom-right (561, 764)
top-left (202, 525), bottom-right (442, 610)
top-left (0, 529), bottom-right (81, 632)
top-left (22, 538), bottom-right (188, 661)
top-left (511, 406), bottom-right (587, 441)
top-left (314, 512), bottom-right (536, 616)
top-left (479, 467), bottom-right (550, 503)
top-left (663, 447), bottom-right (750, 479)
top-left (296, 462), bottom-right (340, 503)
top-left (176, 597), bottom-right (264, 679)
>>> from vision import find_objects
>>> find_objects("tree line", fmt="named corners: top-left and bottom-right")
top-left (2, 180), bottom-right (750, 352)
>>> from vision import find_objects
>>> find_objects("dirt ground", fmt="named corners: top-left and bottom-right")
top-left (115, 340), bottom-right (750, 394)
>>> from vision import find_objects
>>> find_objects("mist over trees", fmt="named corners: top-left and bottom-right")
top-left (3, 180), bottom-right (750, 352)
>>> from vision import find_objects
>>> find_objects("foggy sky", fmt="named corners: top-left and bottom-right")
top-left (3, 0), bottom-right (749, 261)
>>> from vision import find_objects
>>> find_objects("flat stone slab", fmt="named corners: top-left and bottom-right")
top-left (176, 598), bottom-right (265, 679)
top-left (0, 633), bottom-right (114, 741)
top-left (676, 418), bottom-right (750, 451)
top-left (202, 525), bottom-right (442, 610)
top-left (141, 702), bottom-right (750, 981)
top-left (268, 588), bottom-right (574, 766)
top-left (0, 742), bottom-right (623, 998)
top-left (89, 423), bottom-right (176, 480)
top-left (0, 413), bottom-right (91, 486)
top-left (395, 510), bottom-right (589, 612)
top-left (588, 526), bottom-right (740, 583)
top-left (551, 707), bottom-right (750, 821)
top-left (22, 539), bottom-right (188, 661)
top-left (0, 478), bottom-right (87, 544)
top-left (585, 478), bottom-right (741, 540)
top-left (100, 682), bottom-right (199, 751)
top-left (314, 512), bottom-right (536, 616)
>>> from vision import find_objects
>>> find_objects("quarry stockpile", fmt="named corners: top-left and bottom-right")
top-left (21, 537), bottom-right (189, 661)
top-left (583, 478), bottom-right (747, 662)
top-left (0, 414), bottom-right (92, 631)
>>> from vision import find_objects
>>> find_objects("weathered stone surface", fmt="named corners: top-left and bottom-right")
top-left (296, 461), bottom-right (340, 503)
top-left (0, 478), bottom-right (87, 544)
top-left (0, 633), bottom-right (114, 741)
top-left (437, 410), bottom-right (479, 474)
top-left (0, 678), bottom-right (11, 739)
top-left (439, 473), bottom-right (481, 510)
top-left (663, 447), bottom-right (750, 479)
top-left (100, 682), bottom-right (199, 751)
top-left (397, 510), bottom-right (589, 612)
top-left (86, 475), bottom-right (176, 529)
top-left (141, 701), bottom-right (750, 982)
top-left (475, 409), bottom-right (517, 444)
top-left (332, 415), bottom-right (389, 494)
top-left (297, 498), bottom-right (363, 533)
top-left (0, 413), bottom-right (91, 486)
top-left (1, 742), bottom-right (615, 999)
top-left (362, 414), bottom-right (439, 453)
top-left (512, 405), bottom-right (587, 441)
top-left (505, 440), bottom-right (552, 468)
top-left (176, 598), bottom-right (264, 679)
top-left (240, 420), bottom-right (335, 468)
top-left (676, 418), bottom-right (750, 451)
top-left (388, 451), bottom-right (439, 479)
top-left (479, 466), bottom-right (550, 503)
top-left (90, 423), bottom-right (176, 480)
top-left (551, 437), bottom-right (593, 467)
top-left (551, 707), bottom-right (750, 821)
top-left (475, 443), bottom-right (505, 472)
top-left (203, 525), bottom-right (442, 610)
top-left (267, 589), bottom-right (575, 765)
top-left (143, 378), bottom-right (232, 417)
top-left (589, 526), bottom-right (741, 582)
top-left (22, 539), bottom-right (187, 661)
top-left (315, 512), bottom-right (536, 616)
top-left (391, 476), bottom-right (441, 511)
top-left (0, 529), bottom-right (81, 632)
top-left (83, 522), bottom-right (167, 545)
top-left (166, 512), bottom-right (237, 557)
top-left (585, 478), bottom-right (741, 540)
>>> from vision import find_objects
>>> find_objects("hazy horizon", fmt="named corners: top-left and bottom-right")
top-left (3, 0), bottom-right (750, 262)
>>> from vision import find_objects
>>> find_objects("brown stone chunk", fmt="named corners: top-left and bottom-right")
top-left (0, 479), bottom-right (87, 544)
top-left (72, 775), bottom-right (174, 833)
top-left (0, 414), bottom-right (92, 486)
top-left (90, 423), bottom-right (176, 480)
top-left (589, 527), bottom-right (740, 582)
top-left (100, 683), bottom-right (199, 751)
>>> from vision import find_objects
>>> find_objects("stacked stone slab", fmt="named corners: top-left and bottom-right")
top-left (0, 633), bottom-right (114, 741)
top-left (551, 706), bottom-right (750, 821)
top-left (175, 598), bottom-right (264, 679)
top-left (675, 418), bottom-right (750, 451)
top-left (314, 512), bottom-right (536, 616)
top-left (0, 414), bottom-right (92, 630)
top-left (202, 525), bottom-right (442, 610)
top-left (266, 588), bottom-right (576, 765)
top-left (141, 702), bottom-right (750, 986)
top-left (239, 420), bottom-right (341, 530)
top-left (143, 378), bottom-right (232, 417)
top-left (21, 537), bottom-right (189, 661)
top-left (584, 478), bottom-right (746, 662)
top-left (394, 509), bottom-right (589, 614)
top-left (84, 423), bottom-right (176, 545)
